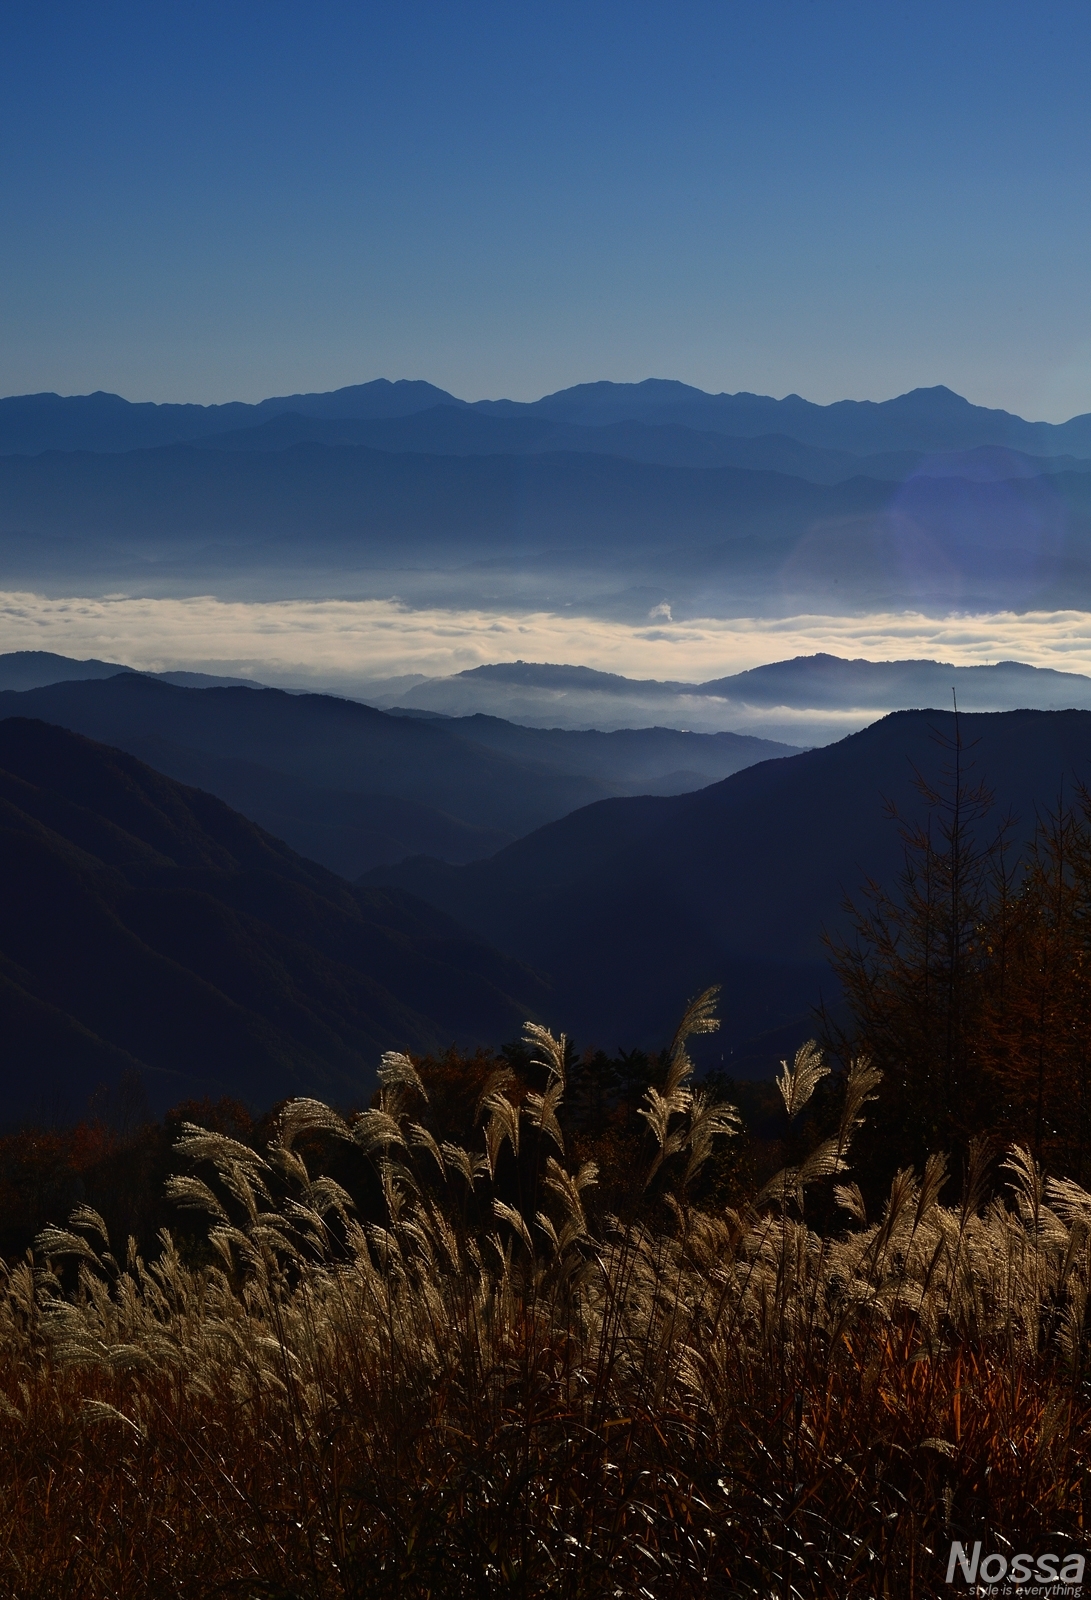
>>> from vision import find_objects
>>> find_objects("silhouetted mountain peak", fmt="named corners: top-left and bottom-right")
top-left (6, 376), bottom-right (1091, 460)
top-left (456, 660), bottom-right (671, 691)
top-left (253, 378), bottom-right (463, 420)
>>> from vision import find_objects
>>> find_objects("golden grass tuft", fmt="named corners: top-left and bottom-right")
top-left (2, 999), bottom-right (1090, 1596)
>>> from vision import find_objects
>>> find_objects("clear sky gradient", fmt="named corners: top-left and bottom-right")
top-left (3, 2), bottom-right (1089, 418)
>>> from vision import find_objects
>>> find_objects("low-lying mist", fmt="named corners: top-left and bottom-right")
top-left (7, 589), bottom-right (1091, 741)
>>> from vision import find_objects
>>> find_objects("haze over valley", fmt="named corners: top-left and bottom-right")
top-left (7, 373), bottom-right (1091, 736)
top-left (9, 373), bottom-right (1091, 1089)
top-left (3, 380), bottom-right (1091, 627)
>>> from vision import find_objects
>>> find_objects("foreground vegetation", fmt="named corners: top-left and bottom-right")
top-left (6, 726), bottom-right (1091, 1597)
top-left (0, 988), bottom-right (1089, 1598)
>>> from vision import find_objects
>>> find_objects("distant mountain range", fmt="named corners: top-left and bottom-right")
top-left (0, 717), bottom-right (546, 1124)
top-left (0, 380), bottom-right (463, 454)
top-left (5, 378), bottom-right (1091, 460)
top-left (379, 653), bottom-right (1091, 741)
top-left (366, 708), bottom-right (1091, 1067)
top-left (3, 380), bottom-right (1091, 613)
top-left (1, 439), bottom-right (1087, 614)
top-left (0, 667), bottom-right (796, 877)
top-left (11, 647), bottom-right (1091, 746)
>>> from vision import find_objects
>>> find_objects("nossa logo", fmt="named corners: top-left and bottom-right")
top-left (946, 1540), bottom-right (1085, 1591)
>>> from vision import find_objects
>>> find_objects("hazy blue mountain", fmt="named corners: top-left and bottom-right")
top-left (5, 378), bottom-right (1091, 460)
top-left (0, 380), bottom-right (463, 455)
top-left (0, 717), bottom-right (546, 1123)
top-left (0, 439), bottom-right (883, 556)
top-left (0, 676), bottom-right (795, 876)
top-left (180, 408), bottom-right (1091, 487)
top-left (226, 410), bottom-right (1090, 481)
top-left (703, 654), bottom-right (1091, 710)
top-left (13, 649), bottom-right (1091, 749)
top-left (417, 713), bottom-right (797, 790)
top-left (854, 445), bottom-right (1091, 482)
top-left (0, 678), bottom-right (625, 860)
top-left (0, 391), bottom-right (255, 454)
top-left (434, 663), bottom-right (678, 695)
top-left (365, 709), bottom-right (1091, 1070)
top-left (0, 650), bottom-right (129, 690)
top-left (0, 651), bottom-right (257, 693)
top-left (152, 670), bottom-right (263, 688)
top-left (478, 380), bottom-right (1091, 457)
top-left (4, 441), bottom-right (1089, 615)
top-left (6, 381), bottom-right (1091, 618)
top-left (102, 735), bottom-right (513, 878)
top-left (250, 379), bottom-right (462, 421)
top-left (198, 406), bottom-right (559, 456)
top-left (392, 653), bottom-right (1091, 741)
top-left (198, 407), bottom-right (879, 482)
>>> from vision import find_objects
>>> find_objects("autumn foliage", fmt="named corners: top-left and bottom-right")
top-left (829, 717), bottom-right (1091, 1186)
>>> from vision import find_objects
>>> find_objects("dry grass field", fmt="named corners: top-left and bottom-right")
top-left (1, 992), bottom-right (1089, 1597)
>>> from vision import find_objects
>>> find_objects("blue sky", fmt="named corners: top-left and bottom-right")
top-left (2, 1), bottom-right (1089, 416)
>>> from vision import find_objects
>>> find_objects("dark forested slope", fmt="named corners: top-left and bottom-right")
top-left (367, 709), bottom-right (1091, 1065)
top-left (0, 719), bottom-right (545, 1123)
top-left (0, 676), bottom-right (793, 875)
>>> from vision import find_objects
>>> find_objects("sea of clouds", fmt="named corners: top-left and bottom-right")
top-left (6, 591), bottom-right (1091, 692)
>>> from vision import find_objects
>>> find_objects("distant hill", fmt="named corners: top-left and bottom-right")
top-left (365, 709), bottom-right (1091, 1069)
top-left (0, 650), bottom-right (257, 693)
top-left (0, 650), bottom-right (128, 690)
top-left (391, 654), bottom-right (1091, 741)
top-left (0, 718), bottom-right (547, 1123)
top-left (702, 654), bottom-right (1091, 710)
top-left (0, 439), bottom-right (890, 557)
top-left (0, 675), bottom-right (795, 876)
top-left (13, 649), bottom-right (1091, 746)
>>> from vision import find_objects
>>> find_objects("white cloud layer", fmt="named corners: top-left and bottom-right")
top-left (6, 590), bottom-right (1091, 688)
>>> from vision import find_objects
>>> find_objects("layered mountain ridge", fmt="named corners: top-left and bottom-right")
top-left (2, 379), bottom-right (1090, 615)
top-left (0, 671), bottom-right (796, 877)
top-left (7, 693), bottom-right (1091, 1105)
top-left (5, 379), bottom-right (1091, 461)
top-left (366, 708), bottom-right (1091, 1068)
top-left (380, 654), bottom-right (1091, 742)
top-left (0, 717), bottom-right (547, 1123)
